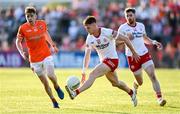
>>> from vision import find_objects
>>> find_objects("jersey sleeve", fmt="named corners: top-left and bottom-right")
top-left (141, 23), bottom-right (147, 35)
top-left (118, 25), bottom-right (126, 36)
top-left (85, 35), bottom-right (93, 50)
top-left (16, 26), bottom-right (24, 39)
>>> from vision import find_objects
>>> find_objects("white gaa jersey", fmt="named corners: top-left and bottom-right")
top-left (86, 27), bottom-right (118, 61)
top-left (118, 22), bottom-right (148, 56)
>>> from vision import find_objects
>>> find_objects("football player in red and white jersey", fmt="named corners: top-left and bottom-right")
top-left (118, 8), bottom-right (166, 106)
top-left (65, 16), bottom-right (140, 107)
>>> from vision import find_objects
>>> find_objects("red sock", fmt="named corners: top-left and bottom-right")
top-left (75, 89), bottom-right (80, 95)
top-left (128, 89), bottom-right (133, 96)
top-left (156, 92), bottom-right (162, 98)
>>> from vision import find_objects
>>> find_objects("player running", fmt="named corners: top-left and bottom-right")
top-left (65, 16), bottom-right (140, 107)
top-left (16, 6), bottom-right (64, 108)
top-left (118, 8), bottom-right (166, 106)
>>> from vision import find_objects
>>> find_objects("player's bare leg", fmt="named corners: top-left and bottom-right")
top-left (133, 69), bottom-right (143, 92)
top-left (38, 75), bottom-right (59, 108)
top-left (106, 71), bottom-right (137, 107)
top-left (78, 63), bottom-right (111, 93)
top-left (46, 65), bottom-right (64, 100)
top-left (65, 63), bottom-right (111, 99)
top-left (144, 64), bottom-right (166, 106)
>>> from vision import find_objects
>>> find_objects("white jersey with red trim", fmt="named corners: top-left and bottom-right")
top-left (118, 22), bottom-right (148, 56)
top-left (86, 27), bottom-right (118, 61)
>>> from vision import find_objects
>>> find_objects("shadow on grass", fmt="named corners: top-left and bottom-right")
top-left (65, 107), bottom-right (130, 114)
top-left (166, 105), bottom-right (180, 109)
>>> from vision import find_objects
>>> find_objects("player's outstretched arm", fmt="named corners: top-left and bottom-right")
top-left (45, 32), bottom-right (59, 53)
top-left (143, 35), bottom-right (163, 50)
top-left (112, 31), bottom-right (124, 44)
top-left (81, 47), bottom-right (91, 84)
top-left (116, 33), bottom-right (140, 62)
top-left (16, 38), bottom-right (28, 61)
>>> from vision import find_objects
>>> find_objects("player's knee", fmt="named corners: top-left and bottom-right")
top-left (112, 82), bottom-right (118, 87)
top-left (111, 81), bottom-right (121, 88)
top-left (48, 76), bottom-right (55, 82)
top-left (89, 71), bottom-right (96, 79)
top-left (149, 73), bottom-right (157, 81)
top-left (47, 72), bottom-right (55, 77)
top-left (41, 80), bottom-right (48, 86)
top-left (44, 82), bottom-right (50, 88)
top-left (151, 75), bottom-right (157, 82)
top-left (35, 70), bottom-right (44, 76)
top-left (47, 67), bottom-right (55, 77)
top-left (138, 81), bottom-right (143, 86)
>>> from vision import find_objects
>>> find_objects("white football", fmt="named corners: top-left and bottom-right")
top-left (66, 76), bottom-right (80, 90)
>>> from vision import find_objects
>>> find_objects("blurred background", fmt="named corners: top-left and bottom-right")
top-left (0, 0), bottom-right (179, 68)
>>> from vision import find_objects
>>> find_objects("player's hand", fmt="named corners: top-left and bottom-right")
top-left (132, 52), bottom-right (140, 63)
top-left (51, 45), bottom-right (59, 54)
top-left (153, 41), bottom-right (163, 50)
top-left (53, 45), bottom-right (59, 53)
top-left (81, 72), bottom-right (86, 84)
top-left (21, 52), bottom-right (29, 61)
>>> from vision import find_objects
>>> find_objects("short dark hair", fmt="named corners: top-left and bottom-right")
top-left (125, 8), bottom-right (136, 14)
top-left (83, 16), bottom-right (96, 25)
top-left (25, 6), bottom-right (36, 14)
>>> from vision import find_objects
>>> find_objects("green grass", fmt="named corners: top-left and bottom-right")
top-left (0, 68), bottom-right (180, 114)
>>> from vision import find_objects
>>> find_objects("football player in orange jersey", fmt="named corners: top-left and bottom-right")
top-left (16, 6), bottom-right (64, 108)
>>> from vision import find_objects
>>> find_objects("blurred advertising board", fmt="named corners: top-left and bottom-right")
top-left (0, 51), bottom-right (24, 67)
top-left (0, 51), bottom-right (128, 68)
top-left (53, 51), bottom-right (128, 68)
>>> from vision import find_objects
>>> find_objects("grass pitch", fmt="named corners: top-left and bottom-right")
top-left (0, 68), bottom-right (180, 114)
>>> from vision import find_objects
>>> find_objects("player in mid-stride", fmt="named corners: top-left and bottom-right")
top-left (16, 6), bottom-right (64, 108)
top-left (65, 16), bottom-right (140, 107)
top-left (118, 8), bottom-right (166, 106)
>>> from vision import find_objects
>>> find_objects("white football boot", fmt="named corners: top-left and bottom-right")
top-left (157, 98), bottom-right (167, 106)
top-left (65, 85), bottom-right (77, 100)
top-left (131, 88), bottom-right (138, 107)
top-left (133, 82), bottom-right (139, 94)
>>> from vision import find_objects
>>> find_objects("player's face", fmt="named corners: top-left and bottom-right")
top-left (125, 12), bottom-right (135, 24)
top-left (84, 23), bottom-right (96, 35)
top-left (25, 13), bottom-right (37, 24)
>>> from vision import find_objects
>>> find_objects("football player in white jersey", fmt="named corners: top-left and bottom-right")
top-left (118, 8), bottom-right (166, 106)
top-left (65, 16), bottom-right (140, 107)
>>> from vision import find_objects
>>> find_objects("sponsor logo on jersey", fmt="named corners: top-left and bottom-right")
top-left (96, 42), bottom-right (109, 49)
top-left (39, 25), bottom-right (43, 30)
top-left (26, 29), bottom-right (32, 32)
top-left (34, 28), bottom-right (38, 32)
top-left (96, 39), bottom-right (101, 44)
top-left (132, 32), bottom-right (143, 38)
top-left (126, 29), bottom-right (131, 32)
top-left (28, 33), bottom-right (45, 41)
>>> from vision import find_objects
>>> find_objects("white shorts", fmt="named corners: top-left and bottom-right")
top-left (30, 56), bottom-right (54, 76)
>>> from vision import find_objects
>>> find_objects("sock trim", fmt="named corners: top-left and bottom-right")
top-left (75, 89), bottom-right (80, 95)
top-left (128, 89), bottom-right (133, 96)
